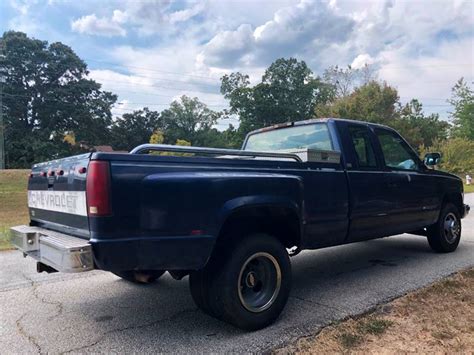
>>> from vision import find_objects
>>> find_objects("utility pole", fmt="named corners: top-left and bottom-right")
top-left (0, 39), bottom-right (4, 170)
top-left (0, 75), bottom-right (4, 170)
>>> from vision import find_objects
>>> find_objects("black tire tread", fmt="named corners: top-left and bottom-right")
top-left (427, 203), bottom-right (461, 253)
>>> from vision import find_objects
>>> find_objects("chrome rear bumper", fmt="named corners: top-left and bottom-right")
top-left (10, 225), bottom-right (94, 273)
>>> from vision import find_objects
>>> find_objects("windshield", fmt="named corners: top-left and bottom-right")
top-left (244, 123), bottom-right (333, 151)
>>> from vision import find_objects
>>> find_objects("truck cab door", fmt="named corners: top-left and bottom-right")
top-left (373, 128), bottom-right (439, 231)
top-left (337, 122), bottom-right (393, 241)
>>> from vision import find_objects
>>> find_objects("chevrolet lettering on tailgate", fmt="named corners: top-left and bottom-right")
top-left (28, 190), bottom-right (87, 216)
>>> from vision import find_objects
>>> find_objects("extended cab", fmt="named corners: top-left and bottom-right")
top-left (11, 118), bottom-right (470, 330)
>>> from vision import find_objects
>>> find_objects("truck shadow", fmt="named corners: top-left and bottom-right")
top-left (61, 234), bottom-right (470, 352)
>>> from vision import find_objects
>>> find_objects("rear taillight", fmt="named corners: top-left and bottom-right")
top-left (86, 161), bottom-right (112, 216)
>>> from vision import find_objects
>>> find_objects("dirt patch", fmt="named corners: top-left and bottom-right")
top-left (277, 268), bottom-right (474, 353)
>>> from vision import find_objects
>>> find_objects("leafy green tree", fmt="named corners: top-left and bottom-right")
top-left (396, 99), bottom-right (449, 149)
top-left (159, 95), bottom-right (220, 146)
top-left (221, 58), bottom-right (334, 136)
top-left (422, 138), bottom-right (474, 175)
top-left (110, 108), bottom-right (160, 151)
top-left (149, 130), bottom-right (165, 144)
top-left (1, 31), bottom-right (116, 167)
top-left (315, 81), bottom-right (450, 150)
top-left (449, 78), bottom-right (474, 140)
top-left (315, 81), bottom-right (399, 125)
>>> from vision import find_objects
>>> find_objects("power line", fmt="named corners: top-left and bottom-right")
top-left (0, 92), bottom-right (228, 108)
top-left (85, 58), bottom-right (223, 82)
top-left (1, 92), bottom-right (455, 113)
top-left (85, 57), bottom-right (473, 81)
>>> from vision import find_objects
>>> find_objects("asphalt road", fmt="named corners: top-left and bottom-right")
top-left (1, 194), bottom-right (473, 354)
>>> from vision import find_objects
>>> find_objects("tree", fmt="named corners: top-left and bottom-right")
top-left (159, 95), bottom-right (220, 146)
top-left (149, 130), bottom-right (164, 144)
top-left (110, 108), bottom-right (160, 151)
top-left (422, 138), bottom-right (474, 175)
top-left (322, 64), bottom-right (376, 98)
top-left (315, 81), bottom-right (399, 125)
top-left (221, 58), bottom-right (334, 136)
top-left (1, 31), bottom-right (117, 167)
top-left (315, 81), bottom-right (450, 150)
top-left (449, 78), bottom-right (474, 140)
top-left (396, 99), bottom-right (450, 149)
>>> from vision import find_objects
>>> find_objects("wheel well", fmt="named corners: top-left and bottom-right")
top-left (216, 205), bottom-right (301, 251)
top-left (443, 193), bottom-right (463, 214)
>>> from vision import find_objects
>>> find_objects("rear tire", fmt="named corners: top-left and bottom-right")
top-left (112, 270), bottom-right (165, 284)
top-left (427, 203), bottom-right (461, 253)
top-left (190, 233), bottom-right (291, 330)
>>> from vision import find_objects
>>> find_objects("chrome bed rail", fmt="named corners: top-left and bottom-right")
top-left (130, 144), bottom-right (303, 163)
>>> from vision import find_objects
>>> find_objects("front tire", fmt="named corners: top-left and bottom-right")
top-left (112, 270), bottom-right (165, 284)
top-left (190, 233), bottom-right (291, 330)
top-left (427, 203), bottom-right (462, 253)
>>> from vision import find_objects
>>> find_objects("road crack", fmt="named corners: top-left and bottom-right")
top-left (21, 272), bottom-right (64, 321)
top-left (14, 273), bottom-right (65, 353)
top-left (60, 307), bottom-right (199, 354)
top-left (15, 313), bottom-right (43, 354)
top-left (290, 295), bottom-right (344, 314)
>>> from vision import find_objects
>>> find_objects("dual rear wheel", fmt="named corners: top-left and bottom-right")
top-left (189, 233), bottom-right (291, 330)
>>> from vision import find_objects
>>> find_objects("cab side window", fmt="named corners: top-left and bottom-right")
top-left (348, 126), bottom-right (377, 169)
top-left (375, 128), bottom-right (419, 171)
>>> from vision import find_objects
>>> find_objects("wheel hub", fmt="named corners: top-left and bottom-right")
top-left (245, 271), bottom-right (257, 288)
top-left (443, 212), bottom-right (460, 243)
top-left (238, 252), bottom-right (282, 313)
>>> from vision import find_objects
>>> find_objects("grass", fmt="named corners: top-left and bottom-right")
top-left (338, 332), bottom-right (363, 348)
top-left (356, 318), bottom-right (393, 335)
top-left (277, 268), bottom-right (474, 353)
top-left (337, 318), bottom-right (393, 349)
top-left (0, 170), bottom-right (30, 250)
top-left (464, 184), bottom-right (474, 194)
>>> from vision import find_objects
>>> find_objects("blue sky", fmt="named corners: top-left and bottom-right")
top-left (1, 0), bottom-right (473, 129)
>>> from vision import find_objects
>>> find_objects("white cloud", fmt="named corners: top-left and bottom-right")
top-left (168, 2), bottom-right (204, 24)
top-left (9, 0), bottom-right (33, 15)
top-left (69, 1), bottom-right (205, 38)
top-left (71, 14), bottom-right (126, 37)
top-left (376, 37), bottom-right (473, 114)
top-left (351, 54), bottom-right (375, 69)
top-left (200, 0), bottom-right (354, 68)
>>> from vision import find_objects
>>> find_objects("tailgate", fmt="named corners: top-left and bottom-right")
top-left (27, 153), bottom-right (92, 239)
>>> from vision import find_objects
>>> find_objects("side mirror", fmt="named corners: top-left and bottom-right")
top-left (424, 152), bottom-right (441, 167)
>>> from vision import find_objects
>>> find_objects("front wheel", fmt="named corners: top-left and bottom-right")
top-left (190, 233), bottom-right (291, 330)
top-left (112, 270), bottom-right (165, 284)
top-left (427, 203), bottom-right (462, 253)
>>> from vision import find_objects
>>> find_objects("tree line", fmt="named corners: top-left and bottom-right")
top-left (1, 31), bottom-right (473, 175)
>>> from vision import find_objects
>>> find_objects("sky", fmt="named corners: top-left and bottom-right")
top-left (1, 0), bottom-right (473, 129)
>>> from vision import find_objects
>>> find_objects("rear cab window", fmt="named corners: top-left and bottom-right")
top-left (244, 123), bottom-right (333, 151)
top-left (347, 125), bottom-right (378, 170)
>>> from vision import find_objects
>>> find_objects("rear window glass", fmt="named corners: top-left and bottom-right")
top-left (245, 123), bottom-right (332, 151)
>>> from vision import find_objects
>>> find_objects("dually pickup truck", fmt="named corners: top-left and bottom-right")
top-left (11, 118), bottom-right (470, 330)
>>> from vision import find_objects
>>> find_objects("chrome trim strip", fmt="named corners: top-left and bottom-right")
top-left (130, 144), bottom-right (303, 163)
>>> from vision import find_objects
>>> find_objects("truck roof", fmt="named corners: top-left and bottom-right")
top-left (246, 117), bottom-right (395, 136)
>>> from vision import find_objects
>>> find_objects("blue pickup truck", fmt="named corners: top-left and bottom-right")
top-left (11, 118), bottom-right (470, 330)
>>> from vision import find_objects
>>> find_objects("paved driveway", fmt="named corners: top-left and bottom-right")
top-left (1, 194), bottom-right (473, 353)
